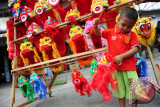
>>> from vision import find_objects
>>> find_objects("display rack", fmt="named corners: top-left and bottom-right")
top-left (11, 0), bottom-right (159, 107)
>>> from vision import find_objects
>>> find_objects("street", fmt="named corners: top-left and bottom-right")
top-left (0, 53), bottom-right (160, 107)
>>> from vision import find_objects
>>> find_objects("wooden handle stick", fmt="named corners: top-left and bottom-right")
top-left (87, 8), bottom-right (106, 39)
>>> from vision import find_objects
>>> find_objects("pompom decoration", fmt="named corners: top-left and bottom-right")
top-left (18, 75), bottom-right (35, 101)
top-left (133, 17), bottom-right (156, 46)
top-left (8, 41), bottom-right (14, 60)
top-left (135, 53), bottom-right (148, 78)
top-left (71, 70), bottom-right (92, 96)
top-left (89, 52), bottom-right (118, 102)
top-left (84, 18), bottom-right (108, 60)
top-left (30, 72), bottom-right (47, 100)
top-left (68, 24), bottom-right (94, 67)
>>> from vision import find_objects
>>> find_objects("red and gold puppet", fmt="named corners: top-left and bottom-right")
top-left (39, 35), bottom-right (63, 73)
top-left (20, 40), bottom-right (44, 74)
top-left (34, 0), bottom-right (62, 24)
top-left (91, 0), bottom-right (117, 29)
top-left (68, 25), bottom-right (94, 67)
top-left (65, 8), bottom-right (80, 23)
top-left (71, 70), bottom-right (92, 96)
top-left (89, 52), bottom-right (118, 102)
top-left (26, 22), bottom-right (43, 54)
top-left (43, 17), bottom-right (66, 56)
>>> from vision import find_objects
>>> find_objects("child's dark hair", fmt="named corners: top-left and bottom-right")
top-left (119, 7), bottom-right (138, 22)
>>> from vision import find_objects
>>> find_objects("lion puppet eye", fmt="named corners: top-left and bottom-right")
top-left (77, 27), bottom-right (81, 31)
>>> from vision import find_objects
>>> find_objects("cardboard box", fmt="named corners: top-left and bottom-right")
top-left (154, 49), bottom-right (159, 53)
top-left (69, 62), bottom-right (80, 71)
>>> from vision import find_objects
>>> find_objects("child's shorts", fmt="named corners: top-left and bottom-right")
top-left (112, 70), bottom-right (138, 99)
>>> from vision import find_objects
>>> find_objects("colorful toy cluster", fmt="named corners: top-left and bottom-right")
top-left (18, 72), bottom-right (47, 101)
top-left (6, 0), bottom-right (156, 104)
top-left (71, 52), bottom-right (118, 102)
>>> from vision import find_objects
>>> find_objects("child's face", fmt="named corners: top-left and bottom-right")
top-left (118, 15), bottom-right (136, 33)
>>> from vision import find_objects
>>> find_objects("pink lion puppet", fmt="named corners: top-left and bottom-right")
top-left (84, 18), bottom-right (108, 60)
top-left (71, 70), bottom-right (92, 97)
top-left (89, 52), bottom-right (118, 102)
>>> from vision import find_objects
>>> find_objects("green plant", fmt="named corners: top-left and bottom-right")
top-left (53, 80), bottom-right (65, 86)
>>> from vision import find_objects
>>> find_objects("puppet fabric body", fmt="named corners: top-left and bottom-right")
top-left (18, 75), bottom-right (35, 101)
top-left (30, 72), bottom-right (47, 100)
top-left (71, 70), bottom-right (92, 96)
top-left (20, 40), bottom-right (44, 74)
top-left (89, 52), bottom-right (118, 102)
top-left (39, 36), bottom-right (63, 73)
top-left (26, 22), bottom-right (43, 53)
top-left (90, 59), bottom-right (98, 77)
top-left (84, 19), bottom-right (108, 60)
top-left (68, 25), bottom-right (94, 67)
top-left (135, 53), bottom-right (148, 78)
top-left (133, 17), bottom-right (156, 46)
top-left (44, 17), bottom-right (66, 56)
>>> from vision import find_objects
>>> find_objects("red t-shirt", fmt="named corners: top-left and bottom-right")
top-left (102, 27), bottom-right (139, 71)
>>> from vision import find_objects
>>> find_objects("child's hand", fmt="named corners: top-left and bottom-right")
top-left (113, 55), bottom-right (123, 65)
top-left (93, 18), bottom-right (100, 26)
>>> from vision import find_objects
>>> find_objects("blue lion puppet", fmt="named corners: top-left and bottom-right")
top-left (135, 53), bottom-right (148, 78)
top-left (30, 72), bottom-right (47, 100)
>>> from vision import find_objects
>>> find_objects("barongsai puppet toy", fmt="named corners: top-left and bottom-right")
top-left (18, 75), bottom-right (35, 101)
top-left (68, 24), bottom-right (93, 67)
top-left (30, 72), bottom-right (47, 100)
top-left (89, 52), bottom-right (118, 102)
top-left (71, 70), bottom-right (92, 96)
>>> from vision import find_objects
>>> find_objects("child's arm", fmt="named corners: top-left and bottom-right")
top-left (93, 18), bottom-right (102, 36)
top-left (114, 46), bottom-right (138, 65)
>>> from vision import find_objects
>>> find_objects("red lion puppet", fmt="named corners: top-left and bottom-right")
top-left (71, 70), bottom-right (92, 96)
top-left (44, 17), bottom-right (66, 56)
top-left (89, 52), bottom-right (118, 102)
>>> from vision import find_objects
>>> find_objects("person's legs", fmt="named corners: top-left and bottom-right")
top-left (112, 70), bottom-right (126, 107)
top-left (122, 71), bottom-right (138, 107)
top-left (118, 97), bottom-right (125, 107)
top-left (132, 100), bottom-right (137, 107)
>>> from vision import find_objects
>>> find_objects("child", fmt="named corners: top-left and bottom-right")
top-left (93, 7), bottom-right (139, 107)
